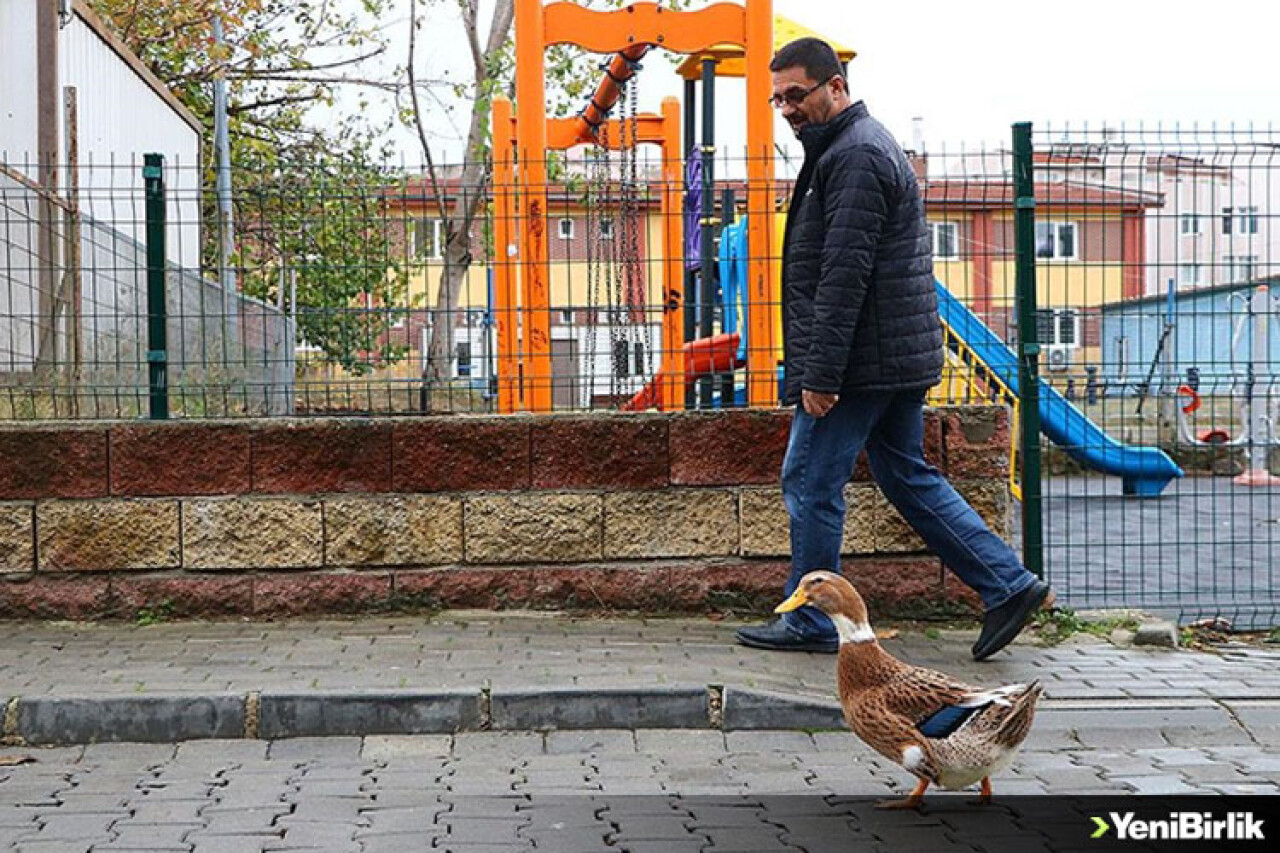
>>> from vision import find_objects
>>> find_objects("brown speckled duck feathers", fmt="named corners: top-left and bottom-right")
top-left (774, 570), bottom-right (1042, 805)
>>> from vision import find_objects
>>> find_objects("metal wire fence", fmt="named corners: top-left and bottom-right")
top-left (1, 160), bottom-right (292, 418)
top-left (1016, 125), bottom-right (1279, 629)
top-left (2, 124), bottom-right (1278, 627)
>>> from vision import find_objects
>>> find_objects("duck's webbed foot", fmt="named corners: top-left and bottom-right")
top-left (876, 778), bottom-right (929, 810)
top-left (969, 776), bottom-right (993, 806)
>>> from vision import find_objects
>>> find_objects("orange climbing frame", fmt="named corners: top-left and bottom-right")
top-left (500, 0), bottom-right (776, 413)
top-left (492, 99), bottom-right (683, 413)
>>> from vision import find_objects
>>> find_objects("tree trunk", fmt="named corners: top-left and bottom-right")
top-left (418, 0), bottom-right (514, 411)
top-left (422, 153), bottom-right (488, 408)
top-left (423, 238), bottom-right (469, 390)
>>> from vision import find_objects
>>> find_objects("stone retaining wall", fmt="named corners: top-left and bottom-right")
top-left (0, 407), bottom-right (1012, 619)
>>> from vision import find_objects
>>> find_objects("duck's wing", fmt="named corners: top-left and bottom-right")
top-left (914, 681), bottom-right (1039, 739)
top-left (848, 691), bottom-right (942, 783)
top-left (927, 683), bottom-right (1043, 780)
top-left (871, 665), bottom-right (982, 734)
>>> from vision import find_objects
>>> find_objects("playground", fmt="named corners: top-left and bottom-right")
top-left (2, 0), bottom-right (1278, 631)
top-left (424, 0), bottom-right (1279, 627)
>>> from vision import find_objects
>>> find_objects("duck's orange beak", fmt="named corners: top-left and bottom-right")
top-left (774, 588), bottom-right (808, 614)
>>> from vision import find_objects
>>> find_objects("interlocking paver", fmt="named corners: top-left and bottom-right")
top-left (2, 613), bottom-right (1280, 851)
top-left (3, 613), bottom-right (1275, 705)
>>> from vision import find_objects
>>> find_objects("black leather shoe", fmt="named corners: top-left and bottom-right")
top-left (736, 619), bottom-right (838, 653)
top-left (972, 580), bottom-right (1054, 661)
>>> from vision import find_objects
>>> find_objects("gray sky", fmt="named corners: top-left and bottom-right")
top-left (350, 0), bottom-right (1278, 167)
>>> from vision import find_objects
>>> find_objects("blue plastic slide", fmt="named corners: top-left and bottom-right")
top-left (935, 281), bottom-right (1183, 497)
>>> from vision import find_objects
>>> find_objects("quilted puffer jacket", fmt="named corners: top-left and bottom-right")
top-left (780, 101), bottom-right (942, 405)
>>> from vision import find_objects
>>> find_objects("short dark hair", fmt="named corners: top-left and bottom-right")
top-left (770, 37), bottom-right (843, 82)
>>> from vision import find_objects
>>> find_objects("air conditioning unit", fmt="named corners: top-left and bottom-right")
top-left (1045, 345), bottom-right (1071, 372)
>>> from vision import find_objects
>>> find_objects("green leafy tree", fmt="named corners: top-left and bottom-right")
top-left (234, 132), bottom-right (409, 376)
top-left (87, 0), bottom-right (391, 161)
top-left (88, 0), bottom-right (408, 373)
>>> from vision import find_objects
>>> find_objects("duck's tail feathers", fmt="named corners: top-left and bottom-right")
top-left (994, 681), bottom-right (1042, 746)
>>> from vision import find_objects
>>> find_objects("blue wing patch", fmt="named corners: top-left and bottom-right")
top-left (916, 703), bottom-right (983, 739)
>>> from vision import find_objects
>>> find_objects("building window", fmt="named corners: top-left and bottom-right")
top-left (455, 341), bottom-right (472, 377)
top-left (599, 219), bottom-right (615, 240)
top-left (558, 218), bottom-right (575, 239)
top-left (633, 342), bottom-right (646, 375)
top-left (1223, 206), bottom-right (1259, 235)
top-left (1178, 263), bottom-right (1203, 288)
top-left (559, 309), bottom-right (574, 324)
top-left (612, 339), bottom-right (631, 378)
top-left (1224, 254), bottom-right (1258, 283)
top-left (1179, 213), bottom-right (1201, 235)
top-left (1035, 221), bottom-right (1077, 260)
top-left (414, 218), bottom-right (444, 259)
top-left (1035, 308), bottom-right (1079, 348)
top-left (929, 221), bottom-right (959, 259)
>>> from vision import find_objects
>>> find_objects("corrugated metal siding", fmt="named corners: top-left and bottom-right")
top-left (61, 13), bottom-right (200, 266)
top-left (1101, 282), bottom-right (1280, 394)
top-left (0, 2), bottom-right (199, 265)
top-left (0, 0), bottom-right (40, 166)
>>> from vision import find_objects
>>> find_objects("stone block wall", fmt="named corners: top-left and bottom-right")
top-left (0, 407), bottom-right (1012, 620)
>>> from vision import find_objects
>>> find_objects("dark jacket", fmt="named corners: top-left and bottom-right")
top-left (780, 101), bottom-right (942, 405)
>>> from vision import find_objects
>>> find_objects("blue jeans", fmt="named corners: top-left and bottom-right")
top-left (780, 390), bottom-right (1037, 638)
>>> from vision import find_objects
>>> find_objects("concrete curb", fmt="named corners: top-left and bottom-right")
top-left (3, 687), bottom-right (1267, 746)
top-left (2, 686), bottom-right (830, 744)
top-left (722, 687), bottom-right (846, 731)
top-left (12, 694), bottom-right (244, 745)
top-left (257, 690), bottom-right (483, 740)
top-left (491, 687), bottom-right (711, 731)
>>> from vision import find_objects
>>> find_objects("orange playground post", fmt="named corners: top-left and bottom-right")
top-left (499, 1), bottom-right (775, 412)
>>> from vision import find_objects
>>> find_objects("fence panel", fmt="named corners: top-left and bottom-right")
top-left (1, 159), bottom-right (292, 418)
top-left (4, 130), bottom-right (1277, 628)
top-left (1023, 125), bottom-right (1280, 628)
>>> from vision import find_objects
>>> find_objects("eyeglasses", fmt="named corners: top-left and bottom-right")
top-left (769, 75), bottom-right (836, 109)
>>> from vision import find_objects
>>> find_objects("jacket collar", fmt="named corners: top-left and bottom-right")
top-left (798, 101), bottom-right (868, 158)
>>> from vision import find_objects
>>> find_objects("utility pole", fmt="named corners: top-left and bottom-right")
top-left (35, 0), bottom-right (61, 372)
top-left (212, 13), bottom-right (239, 349)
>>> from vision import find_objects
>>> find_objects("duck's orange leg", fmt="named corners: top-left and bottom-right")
top-left (972, 776), bottom-right (993, 805)
top-left (876, 778), bottom-right (929, 810)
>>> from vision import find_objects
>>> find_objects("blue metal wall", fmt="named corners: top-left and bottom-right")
top-left (1100, 279), bottom-right (1280, 396)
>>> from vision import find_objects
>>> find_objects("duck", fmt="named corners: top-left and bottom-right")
top-left (775, 570), bottom-right (1042, 809)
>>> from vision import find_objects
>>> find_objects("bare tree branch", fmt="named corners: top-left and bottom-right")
top-left (460, 0), bottom-right (485, 80)
top-left (226, 93), bottom-right (324, 115)
top-left (407, 0), bottom-right (450, 225)
top-left (230, 47), bottom-right (387, 78)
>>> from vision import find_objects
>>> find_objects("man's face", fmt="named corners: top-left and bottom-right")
top-left (771, 67), bottom-right (838, 136)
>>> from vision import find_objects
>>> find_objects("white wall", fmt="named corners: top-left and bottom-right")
top-left (0, 0), bottom-right (201, 266)
top-left (0, 0), bottom-right (40, 161)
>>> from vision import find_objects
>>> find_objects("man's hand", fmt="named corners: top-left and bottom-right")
top-left (802, 390), bottom-right (839, 418)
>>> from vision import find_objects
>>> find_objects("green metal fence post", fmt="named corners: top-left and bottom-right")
top-left (143, 153), bottom-right (169, 420)
top-left (1012, 123), bottom-right (1044, 578)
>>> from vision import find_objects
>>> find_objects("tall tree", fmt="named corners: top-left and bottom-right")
top-left (405, 0), bottom-right (515, 405)
top-left (87, 0), bottom-right (392, 161)
top-left (87, 0), bottom-right (410, 373)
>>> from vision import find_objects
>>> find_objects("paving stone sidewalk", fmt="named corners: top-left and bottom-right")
top-left (2, 612), bottom-right (1279, 745)
top-left (3, 611), bottom-right (1279, 701)
top-left (4, 613), bottom-right (1280, 850)
top-left (3, 724), bottom-right (1280, 852)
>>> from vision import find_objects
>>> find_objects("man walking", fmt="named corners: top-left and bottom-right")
top-left (735, 38), bottom-right (1051, 661)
